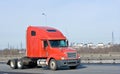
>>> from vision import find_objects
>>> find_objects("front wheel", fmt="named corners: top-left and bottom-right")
top-left (49, 59), bottom-right (57, 70)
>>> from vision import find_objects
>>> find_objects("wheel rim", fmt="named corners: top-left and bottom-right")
top-left (17, 61), bottom-right (22, 68)
top-left (10, 61), bottom-right (14, 68)
top-left (50, 61), bottom-right (56, 69)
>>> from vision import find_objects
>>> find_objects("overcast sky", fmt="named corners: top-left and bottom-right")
top-left (0, 0), bottom-right (120, 49)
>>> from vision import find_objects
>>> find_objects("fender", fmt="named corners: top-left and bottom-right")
top-left (46, 54), bottom-right (62, 65)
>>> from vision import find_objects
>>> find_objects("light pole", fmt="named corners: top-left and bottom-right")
top-left (20, 41), bottom-right (23, 50)
top-left (112, 31), bottom-right (114, 45)
top-left (42, 13), bottom-right (47, 26)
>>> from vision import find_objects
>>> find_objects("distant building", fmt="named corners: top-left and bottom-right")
top-left (97, 43), bottom-right (105, 48)
top-left (70, 42), bottom-right (84, 48)
top-left (70, 42), bottom-right (113, 49)
top-left (19, 49), bottom-right (26, 54)
top-left (87, 43), bottom-right (94, 47)
top-left (76, 43), bottom-right (84, 47)
top-left (106, 42), bottom-right (112, 48)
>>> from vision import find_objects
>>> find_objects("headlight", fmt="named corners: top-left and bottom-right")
top-left (61, 57), bottom-right (65, 60)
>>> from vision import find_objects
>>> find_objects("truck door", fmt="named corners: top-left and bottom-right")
top-left (42, 40), bottom-right (49, 57)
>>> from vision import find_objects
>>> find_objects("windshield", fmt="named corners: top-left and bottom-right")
top-left (49, 40), bottom-right (68, 47)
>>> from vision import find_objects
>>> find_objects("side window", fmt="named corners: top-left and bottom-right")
top-left (31, 31), bottom-right (36, 36)
top-left (44, 40), bottom-right (48, 48)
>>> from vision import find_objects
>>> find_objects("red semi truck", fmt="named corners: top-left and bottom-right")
top-left (7, 26), bottom-right (80, 70)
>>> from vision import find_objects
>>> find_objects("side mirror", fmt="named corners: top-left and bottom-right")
top-left (66, 40), bottom-right (69, 46)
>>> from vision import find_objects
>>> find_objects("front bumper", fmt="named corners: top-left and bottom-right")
top-left (56, 59), bottom-right (81, 68)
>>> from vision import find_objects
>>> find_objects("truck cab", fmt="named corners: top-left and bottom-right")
top-left (7, 26), bottom-right (80, 70)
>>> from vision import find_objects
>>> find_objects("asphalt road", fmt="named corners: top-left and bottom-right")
top-left (0, 63), bottom-right (120, 74)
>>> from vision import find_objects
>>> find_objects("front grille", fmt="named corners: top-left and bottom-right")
top-left (67, 52), bottom-right (76, 58)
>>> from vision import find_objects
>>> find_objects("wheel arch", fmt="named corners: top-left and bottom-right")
top-left (47, 57), bottom-right (55, 65)
top-left (46, 54), bottom-right (63, 66)
top-left (7, 59), bottom-right (18, 65)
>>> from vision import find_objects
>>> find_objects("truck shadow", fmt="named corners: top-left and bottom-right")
top-left (9, 64), bottom-right (87, 71)
top-left (0, 71), bottom-right (44, 74)
top-left (77, 64), bottom-right (87, 69)
top-left (47, 64), bottom-right (86, 70)
top-left (54, 64), bottom-right (87, 71)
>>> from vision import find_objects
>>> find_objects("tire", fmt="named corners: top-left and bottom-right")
top-left (10, 60), bottom-right (17, 69)
top-left (17, 59), bottom-right (24, 69)
top-left (49, 59), bottom-right (57, 70)
top-left (69, 66), bottom-right (77, 69)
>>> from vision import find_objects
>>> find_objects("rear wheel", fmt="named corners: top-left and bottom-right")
top-left (10, 60), bottom-right (17, 69)
top-left (17, 59), bottom-right (24, 69)
top-left (49, 59), bottom-right (57, 70)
